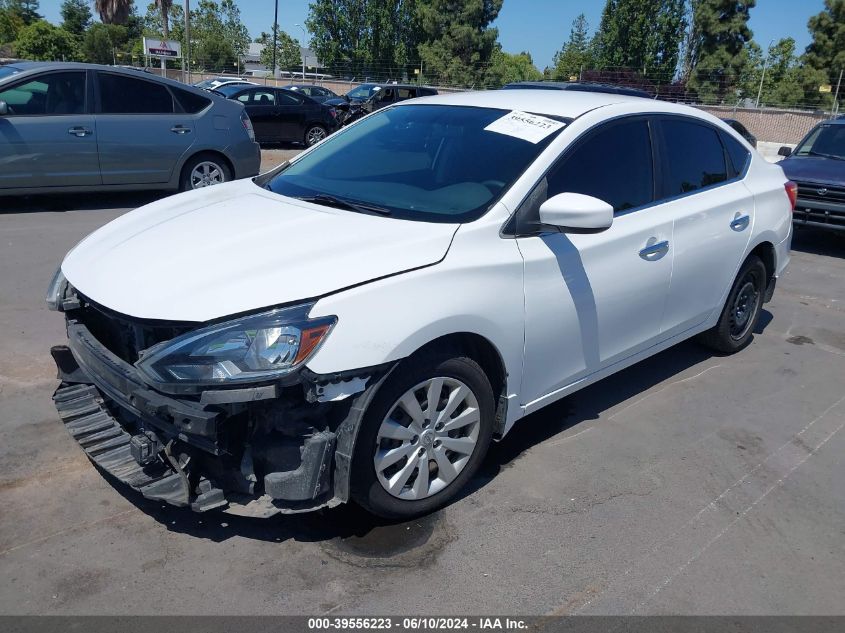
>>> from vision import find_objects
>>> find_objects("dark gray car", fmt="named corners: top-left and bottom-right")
top-left (0, 62), bottom-right (261, 195)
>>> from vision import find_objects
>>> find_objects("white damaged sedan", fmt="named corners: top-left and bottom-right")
top-left (48, 90), bottom-right (793, 519)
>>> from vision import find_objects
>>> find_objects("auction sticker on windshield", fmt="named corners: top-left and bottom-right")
top-left (484, 110), bottom-right (566, 143)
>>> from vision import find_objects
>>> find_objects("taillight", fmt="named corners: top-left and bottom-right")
top-left (785, 181), bottom-right (798, 211)
top-left (329, 108), bottom-right (337, 119)
top-left (240, 111), bottom-right (255, 142)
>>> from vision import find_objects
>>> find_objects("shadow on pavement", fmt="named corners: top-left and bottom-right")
top-left (0, 191), bottom-right (167, 214)
top-left (791, 226), bottom-right (844, 257)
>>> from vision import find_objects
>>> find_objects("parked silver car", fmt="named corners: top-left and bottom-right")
top-left (0, 62), bottom-right (261, 195)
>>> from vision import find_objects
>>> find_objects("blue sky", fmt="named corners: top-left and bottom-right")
top-left (39, 0), bottom-right (827, 69)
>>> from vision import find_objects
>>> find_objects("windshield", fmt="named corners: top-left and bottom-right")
top-left (265, 104), bottom-right (566, 222)
top-left (795, 124), bottom-right (845, 160)
top-left (346, 84), bottom-right (378, 100)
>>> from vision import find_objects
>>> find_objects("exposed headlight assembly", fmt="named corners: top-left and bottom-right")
top-left (136, 304), bottom-right (336, 386)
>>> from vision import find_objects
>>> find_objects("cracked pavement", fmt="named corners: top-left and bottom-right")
top-left (1, 178), bottom-right (843, 615)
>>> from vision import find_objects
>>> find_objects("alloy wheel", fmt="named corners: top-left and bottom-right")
top-left (374, 377), bottom-right (481, 501)
top-left (306, 126), bottom-right (327, 146)
top-left (190, 161), bottom-right (225, 189)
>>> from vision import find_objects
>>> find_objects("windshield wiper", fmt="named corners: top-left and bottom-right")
top-left (807, 150), bottom-right (845, 161)
top-left (296, 194), bottom-right (392, 216)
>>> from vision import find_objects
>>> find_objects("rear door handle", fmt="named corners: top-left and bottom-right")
top-left (171, 125), bottom-right (192, 135)
top-left (68, 126), bottom-right (92, 137)
top-left (639, 240), bottom-right (670, 260)
top-left (730, 214), bottom-right (750, 231)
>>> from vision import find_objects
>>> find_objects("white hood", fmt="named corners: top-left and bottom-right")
top-left (62, 180), bottom-right (459, 322)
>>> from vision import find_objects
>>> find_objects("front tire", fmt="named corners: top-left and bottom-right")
top-left (351, 354), bottom-right (494, 519)
top-left (699, 255), bottom-right (766, 353)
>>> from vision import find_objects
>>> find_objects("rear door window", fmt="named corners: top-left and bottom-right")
top-left (659, 118), bottom-right (728, 197)
top-left (546, 118), bottom-right (654, 212)
top-left (98, 73), bottom-right (174, 114)
top-left (0, 71), bottom-right (86, 115)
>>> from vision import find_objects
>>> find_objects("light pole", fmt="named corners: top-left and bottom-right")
top-left (295, 23), bottom-right (307, 81)
top-left (272, 0), bottom-right (279, 79)
top-left (184, 0), bottom-right (191, 83)
top-left (755, 39), bottom-right (775, 109)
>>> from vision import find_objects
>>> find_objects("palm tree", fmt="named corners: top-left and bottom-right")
top-left (156, 0), bottom-right (173, 40)
top-left (94, 0), bottom-right (132, 25)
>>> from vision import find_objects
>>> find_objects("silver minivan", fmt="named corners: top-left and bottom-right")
top-left (0, 62), bottom-right (261, 195)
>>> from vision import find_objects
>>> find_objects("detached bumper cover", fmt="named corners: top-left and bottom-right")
top-left (51, 322), bottom-right (349, 517)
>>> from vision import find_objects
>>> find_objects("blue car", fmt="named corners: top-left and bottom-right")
top-left (0, 62), bottom-right (261, 195)
top-left (779, 119), bottom-right (845, 233)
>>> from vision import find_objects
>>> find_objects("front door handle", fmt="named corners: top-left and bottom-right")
top-left (730, 214), bottom-right (750, 231)
top-left (68, 126), bottom-right (92, 137)
top-left (171, 125), bottom-right (192, 134)
top-left (639, 240), bottom-right (670, 260)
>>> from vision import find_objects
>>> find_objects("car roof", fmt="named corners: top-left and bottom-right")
top-left (503, 81), bottom-right (652, 98)
top-left (406, 89), bottom-right (688, 120)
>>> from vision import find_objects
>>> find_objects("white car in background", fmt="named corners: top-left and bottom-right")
top-left (48, 90), bottom-right (793, 520)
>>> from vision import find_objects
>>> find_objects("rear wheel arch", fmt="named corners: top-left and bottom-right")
top-left (749, 241), bottom-right (776, 283)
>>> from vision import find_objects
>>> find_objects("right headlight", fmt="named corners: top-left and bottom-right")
top-left (136, 303), bottom-right (336, 386)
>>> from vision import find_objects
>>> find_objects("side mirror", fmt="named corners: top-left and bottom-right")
top-left (0, 101), bottom-right (8, 116)
top-left (778, 146), bottom-right (792, 157)
top-left (539, 193), bottom-right (614, 233)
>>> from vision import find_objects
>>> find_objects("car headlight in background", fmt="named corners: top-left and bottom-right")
top-left (46, 267), bottom-right (68, 311)
top-left (136, 304), bottom-right (336, 385)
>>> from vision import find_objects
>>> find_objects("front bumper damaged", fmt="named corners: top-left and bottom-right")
top-left (51, 320), bottom-right (387, 517)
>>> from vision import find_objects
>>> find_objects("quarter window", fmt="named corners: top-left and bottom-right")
top-left (721, 131), bottom-right (751, 177)
top-left (0, 71), bottom-right (85, 115)
top-left (99, 74), bottom-right (174, 114)
top-left (660, 119), bottom-right (728, 196)
top-left (547, 119), bottom-right (654, 212)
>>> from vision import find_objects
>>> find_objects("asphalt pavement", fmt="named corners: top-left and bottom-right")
top-left (0, 167), bottom-right (843, 615)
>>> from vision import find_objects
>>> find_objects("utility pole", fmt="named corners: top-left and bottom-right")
top-left (295, 23), bottom-right (307, 81)
top-left (755, 39), bottom-right (775, 108)
top-left (185, 0), bottom-right (191, 83)
top-left (272, 0), bottom-right (279, 79)
top-left (833, 69), bottom-right (843, 117)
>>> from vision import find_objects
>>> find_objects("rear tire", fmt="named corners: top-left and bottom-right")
top-left (179, 153), bottom-right (232, 192)
top-left (350, 353), bottom-right (494, 520)
top-left (698, 255), bottom-right (766, 353)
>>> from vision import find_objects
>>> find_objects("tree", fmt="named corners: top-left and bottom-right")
top-left (550, 13), bottom-right (592, 80)
top-left (486, 48), bottom-right (542, 87)
top-left (15, 18), bottom-right (78, 60)
top-left (804, 0), bottom-right (845, 73)
top-left (60, 0), bottom-right (92, 38)
top-left (221, 0), bottom-right (249, 60)
top-left (1, 0), bottom-right (40, 45)
top-left (686, 0), bottom-right (757, 103)
top-left (416, 0), bottom-right (502, 87)
top-left (256, 27), bottom-right (301, 73)
top-left (82, 22), bottom-right (128, 63)
top-left (191, 0), bottom-right (240, 72)
top-left (305, 0), bottom-right (419, 79)
top-left (155, 0), bottom-right (171, 39)
top-left (95, 0), bottom-right (133, 25)
top-left (593, 0), bottom-right (686, 76)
